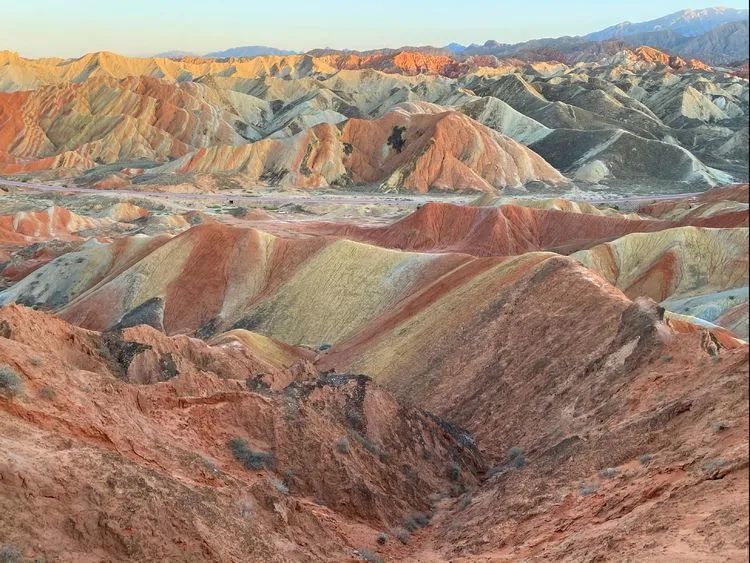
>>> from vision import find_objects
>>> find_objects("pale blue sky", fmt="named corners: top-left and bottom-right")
top-left (2, 1), bottom-right (748, 58)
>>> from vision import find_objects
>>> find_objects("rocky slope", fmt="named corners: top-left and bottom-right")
top-left (1, 267), bottom-right (746, 561)
top-left (0, 182), bottom-right (746, 560)
top-left (0, 187), bottom-right (746, 349)
top-left (0, 305), bottom-right (482, 561)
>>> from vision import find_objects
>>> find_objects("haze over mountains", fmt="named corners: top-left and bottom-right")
top-left (155, 46), bottom-right (299, 59)
top-left (158, 8), bottom-right (749, 66)
top-left (0, 8), bottom-right (747, 194)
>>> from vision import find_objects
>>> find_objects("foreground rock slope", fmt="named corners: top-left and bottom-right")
top-left (0, 185), bottom-right (747, 560)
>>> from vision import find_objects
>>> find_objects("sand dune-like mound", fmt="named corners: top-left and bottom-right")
top-left (1, 199), bottom-right (743, 345)
top-left (0, 206), bottom-right (116, 244)
top-left (0, 76), bottom-right (254, 173)
top-left (530, 128), bottom-right (732, 185)
top-left (573, 226), bottom-right (749, 335)
top-left (573, 226), bottom-right (748, 301)
top-left (639, 183), bottom-right (749, 224)
top-left (341, 107), bottom-right (565, 192)
top-left (160, 107), bottom-right (565, 192)
top-left (299, 200), bottom-right (744, 256)
top-left (53, 224), bottom-right (473, 343)
top-left (161, 123), bottom-right (348, 188)
top-left (1, 207), bottom-right (742, 346)
top-left (1, 50), bottom-right (746, 189)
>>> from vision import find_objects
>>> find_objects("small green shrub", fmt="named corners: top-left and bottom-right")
top-left (639, 453), bottom-right (653, 465)
top-left (402, 512), bottom-right (431, 532)
top-left (376, 533), bottom-right (388, 545)
top-left (392, 527), bottom-right (410, 544)
top-left (228, 437), bottom-right (275, 470)
top-left (0, 545), bottom-right (21, 563)
top-left (0, 365), bottom-right (22, 398)
top-left (711, 421), bottom-right (729, 432)
top-left (458, 493), bottom-right (472, 510)
top-left (598, 467), bottom-right (619, 479)
top-left (357, 548), bottom-right (383, 563)
top-left (510, 454), bottom-right (526, 469)
top-left (504, 446), bottom-right (526, 469)
top-left (579, 482), bottom-right (599, 496)
top-left (335, 437), bottom-right (350, 454)
top-left (447, 462), bottom-right (460, 481)
top-left (268, 476), bottom-right (289, 495)
top-left (38, 386), bottom-right (56, 400)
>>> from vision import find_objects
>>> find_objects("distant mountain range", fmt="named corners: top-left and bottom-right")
top-left (584, 7), bottom-right (748, 40)
top-left (153, 7), bottom-right (748, 66)
top-left (446, 7), bottom-right (749, 65)
top-left (154, 46), bottom-right (298, 59)
top-left (204, 45), bottom-right (298, 58)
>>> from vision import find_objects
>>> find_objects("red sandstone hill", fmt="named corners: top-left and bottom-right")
top-left (287, 196), bottom-right (747, 256)
top-left (1, 272), bottom-right (747, 560)
top-left (0, 304), bottom-right (483, 561)
top-left (164, 106), bottom-right (566, 192)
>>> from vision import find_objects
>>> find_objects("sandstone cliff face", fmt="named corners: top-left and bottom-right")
top-left (0, 304), bottom-right (483, 561)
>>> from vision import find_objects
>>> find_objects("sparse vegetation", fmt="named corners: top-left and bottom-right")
top-left (403, 466), bottom-right (417, 482)
top-left (268, 476), bottom-right (289, 495)
top-left (0, 365), bottom-right (23, 398)
top-left (0, 545), bottom-right (21, 563)
top-left (447, 462), bottom-right (460, 481)
top-left (351, 431), bottom-right (383, 457)
top-left (579, 482), bottom-right (599, 496)
top-left (598, 467), bottom-right (619, 479)
top-left (659, 355), bottom-right (673, 363)
top-left (402, 512), bottom-right (431, 532)
top-left (335, 437), bottom-right (350, 453)
top-left (357, 548), bottom-right (383, 563)
top-left (702, 457), bottom-right (728, 478)
top-left (238, 502), bottom-right (253, 519)
top-left (392, 527), bottom-right (410, 544)
top-left (507, 446), bottom-right (525, 469)
top-left (458, 492), bottom-right (473, 510)
top-left (38, 386), bottom-right (56, 400)
top-left (639, 453), bottom-right (653, 465)
top-left (711, 420), bottom-right (729, 432)
top-left (485, 465), bottom-right (507, 479)
top-left (376, 533), bottom-right (388, 545)
top-left (246, 376), bottom-right (271, 395)
top-left (282, 468), bottom-right (296, 492)
top-left (228, 437), bottom-right (275, 470)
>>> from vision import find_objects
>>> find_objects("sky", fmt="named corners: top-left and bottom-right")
top-left (2, 0), bottom-right (748, 58)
